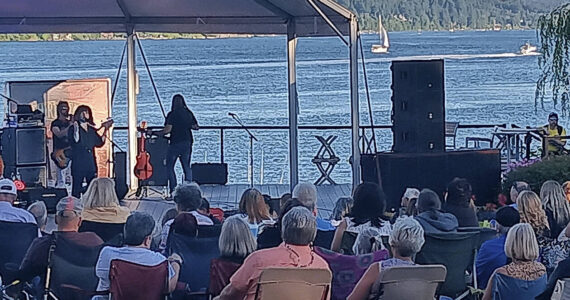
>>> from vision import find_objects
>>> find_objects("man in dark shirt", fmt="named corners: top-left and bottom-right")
top-left (153, 94), bottom-right (199, 192)
top-left (18, 196), bottom-right (104, 294)
top-left (50, 101), bottom-right (72, 187)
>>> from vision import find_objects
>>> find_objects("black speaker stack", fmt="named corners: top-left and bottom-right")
top-left (139, 135), bottom-right (169, 187)
top-left (391, 59), bottom-right (445, 153)
top-left (1, 127), bottom-right (47, 187)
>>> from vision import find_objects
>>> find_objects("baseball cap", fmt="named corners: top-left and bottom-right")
top-left (495, 206), bottom-right (520, 228)
top-left (56, 196), bottom-right (84, 216)
top-left (403, 188), bottom-right (420, 200)
top-left (0, 179), bottom-right (17, 196)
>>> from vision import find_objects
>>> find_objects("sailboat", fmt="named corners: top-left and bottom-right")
top-left (371, 15), bottom-right (389, 54)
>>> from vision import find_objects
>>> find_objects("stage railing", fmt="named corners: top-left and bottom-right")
top-left (112, 123), bottom-right (507, 163)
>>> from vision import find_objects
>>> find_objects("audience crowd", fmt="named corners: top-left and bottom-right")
top-left (5, 175), bottom-right (570, 300)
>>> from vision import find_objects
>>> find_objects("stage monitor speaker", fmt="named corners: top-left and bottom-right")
top-left (113, 152), bottom-right (128, 200)
top-left (140, 136), bottom-right (168, 186)
top-left (391, 60), bottom-right (445, 153)
top-left (1, 127), bottom-right (46, 165)
top-left (18, 187), bottom-right (68, 213)
top-left (192, 163), bottom-right (228, 185)
top-left (361, 150), bottom-right (501, 210)
top-left (4, 165), bottom-right (47, 188)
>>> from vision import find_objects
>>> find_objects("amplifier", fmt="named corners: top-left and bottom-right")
top-left (4, 165), bottom-right (47, 188)
top-left (18, 187), bottom-right (68, 213)
top-left (192, 163), bottom-right (228, 185)
top-left (140, 136), bottom-right (168, 187)
top-left (1, 127), bottom-right (46, 165)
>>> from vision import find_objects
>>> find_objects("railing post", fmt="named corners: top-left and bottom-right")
top-left (220, 128), bottom-right (225, 164)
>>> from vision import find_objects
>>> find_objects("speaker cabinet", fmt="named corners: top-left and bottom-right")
top-left (140, 135), bottom-right (168, 186)
top-left (113, 152), bottom-right (128, 200)
top-left (391, 60), bottom-right (445, 153)
top-left (4, 165), bottom-right (47, 188)
top-left (192, 163), bottom-right (228, 185)
top-left (1, 127), bottom-right (46, 165)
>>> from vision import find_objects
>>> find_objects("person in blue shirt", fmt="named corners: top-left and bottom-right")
top-left (475, 206), bottom-right (520, 289)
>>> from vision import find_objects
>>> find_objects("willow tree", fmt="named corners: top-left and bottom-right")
top-left (536, 3), bottom-right (570, 114)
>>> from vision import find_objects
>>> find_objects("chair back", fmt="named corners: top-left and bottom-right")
top-left (167, 233), bottom-right (220, 293)
top-left (339, 231), bottom-right (357, 255)
top-left (109, 259), bottom-right (168, 300)
top-left (378, 265), bottom-right (447, 300)
top-left (254, 268), bottom-right (331, 300)
top-left (552, 278), bottom-right (570, 300)
top-left (208, 258), bottom-right (242, 297)
top-left (47, 233), bottom-right (103, 299)
top-left (0, 221), bottom-right (37, 280)
top-left (197, 224), bottom-right (222, 238)
top-left (457, 227), bottom-right (498, 249)
top-left (314, 246), bottom-right (389, 300)
top-left (79, 221), bottom-right (124, 245)
top-left (491, 273), bottom-right (546, 300)
top-left (314, 230), bottom-right (335, 250)
top-left (209, 208), bottom-right (224, 222)
top-left (445, 122), bottom-right (459, 149)
top-left (415, 231), bottom-right (479, 298)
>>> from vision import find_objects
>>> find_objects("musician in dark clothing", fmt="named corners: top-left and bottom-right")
top-left (50, 101), bottom-right (72, 187)
top-left (153, 94), bottom-right (199, 192)
top-left (68, 105), bottom-right (110, 197)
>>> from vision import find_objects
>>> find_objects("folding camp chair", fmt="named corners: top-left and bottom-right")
top-left (0, 221), bottom-right (38, 281)
top-left (378, 265), bottom-right (447, 300)
top-left (109, 259), bottom-right (169, 300)
top-left (254, 268), bottom-right (331, 300)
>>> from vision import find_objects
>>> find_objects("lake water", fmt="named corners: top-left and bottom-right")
top-left (0, 30), bottom-right (553, 183)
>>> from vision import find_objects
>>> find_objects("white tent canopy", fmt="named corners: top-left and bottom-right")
top-left (0, 0), bottom-right (361, 190)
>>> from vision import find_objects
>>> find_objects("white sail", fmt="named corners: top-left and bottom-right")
top-left (381, 27), bottom-right (390, 48)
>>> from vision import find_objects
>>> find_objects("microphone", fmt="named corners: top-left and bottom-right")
top-left (228, 112), bottom-right (236, 117)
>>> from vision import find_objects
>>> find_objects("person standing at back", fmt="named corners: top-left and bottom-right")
top-left (153, 94), bottom-right (199, 192)
top-left (443, 178), bottom-right (479, 227)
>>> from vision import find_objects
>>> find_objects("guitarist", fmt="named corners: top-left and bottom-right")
top-left (68, 105), bottom-right (112, 197)
top-left (50, 101), bottom-right (72, 187)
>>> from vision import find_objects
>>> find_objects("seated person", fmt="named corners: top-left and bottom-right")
top-left (18, 197), bottom-right (104, 291)
top-left (197, 198), bottom-right (222, 224)
top-left (159, 183), bottom-right (210, 252)
top-left (443, 178), bottom-right (478, 227)
top-left (210, 216), bottom-right (257, 297)
top-left (482, 223), bottom-right (547, 300)
top-left (293, 183), bottom-right (335, 232)
top-left (347, 217), bottom-right (425, 300)
top-left (509, 181), bottom-right (530, 209)
top-left (95, 212), bottom-right (182, 298)
top-left (0, 178), bottom-right (37, 224)
top-left (27, 201), bottom-right (48, 236)
top-left (391, 188), bottom-right (420, 223)
top-left (476, 206), bottom-right (520, 289)
top-left (256, 198), bottom-right (304, 249)
top-left (237, 188), bottom-right (275, 237)
top-left (536, 254), bottom-right (570, 299)
top-left (542, 112), bottom-right (567, 155)
top-left (329, 196), bottom-right (353, 227)
top-left (415, 189), bottom-right (458, 233)
top-left (214, 207), bottom-right (330, 300)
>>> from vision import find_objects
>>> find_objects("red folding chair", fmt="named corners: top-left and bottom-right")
top-left (109, 259), bottom-right (169, 300)
top-left (209, 208), bottom-right (225, 222)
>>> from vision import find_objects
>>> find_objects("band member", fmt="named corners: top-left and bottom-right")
top-left (543, 112), bottom-right (567, 155)
top-left (68, 105), bottom-right (110, 197)
top-left (50, 101), bottom-right (72, 187)
top-left (153, 94), bottom-right (199, 192)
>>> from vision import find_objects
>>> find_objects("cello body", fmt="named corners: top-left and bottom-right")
top-left (134, 121), bottom-right (153, 180)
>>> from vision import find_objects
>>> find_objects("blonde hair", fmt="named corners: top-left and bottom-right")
top-left (81, 177), bottom-right (120, 209)
top-left (504, 223), bottom-right (539, 261)
top-left (239, 188), bottom-right (270, 224)
top-left (540, 180), bottom-right (570, 228)
top-left (219, 215), bottom-right (257, 259)
top-left (517, 190), bottom-right (550, 236)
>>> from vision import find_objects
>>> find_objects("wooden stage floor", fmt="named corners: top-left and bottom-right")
top-left (122, 184), bottom-right (352, 228)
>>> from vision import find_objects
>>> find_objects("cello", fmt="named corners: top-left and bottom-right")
top-left (134, 121), bottom-right (153, 180)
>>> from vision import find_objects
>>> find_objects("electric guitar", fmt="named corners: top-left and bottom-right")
top-left (51, 148), bottom-right (71, 169)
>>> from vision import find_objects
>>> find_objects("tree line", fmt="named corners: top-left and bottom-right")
top-left (336, 0), bottom-right (566, 31)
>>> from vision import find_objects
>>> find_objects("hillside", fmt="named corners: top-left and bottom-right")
top-left (336, 0), bottom-right (567, 31)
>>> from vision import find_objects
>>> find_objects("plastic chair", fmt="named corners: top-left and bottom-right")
top-left (415, 231), bottom-right (479, 299)
top-left (377, 265), bottom-right (447, 300)
top-left (254, 268), bottom-right (332, 300)
top-left (0, 221), bottom-right (38, 281)
top-left (45, 233), bottom-right (103, 300)
top-left (167, 233), bottom-right (220, 296)
top-left (314, 247), bottom-right (389, 300)
top-left (109, 259), bottom-right (168, 300)
top-left (79, 221), bottom-right (124, 244)
top-left (208, 258), bottom-right (241, 297)
top-left (491, 273), bottom-right (546, 300)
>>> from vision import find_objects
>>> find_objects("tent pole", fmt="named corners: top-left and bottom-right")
top-left (126, 30), bottom-right (138, 191)
top-left (287, 19), bottom-right (299, 190)
top-left (349, 17), bottom-right (361, 189)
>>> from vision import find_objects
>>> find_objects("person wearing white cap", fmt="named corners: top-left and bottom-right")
top-left (0, 178), bottom-right (36, 224)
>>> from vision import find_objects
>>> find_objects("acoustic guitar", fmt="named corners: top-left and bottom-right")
top-left (134, 121), bottom-right (153, 180)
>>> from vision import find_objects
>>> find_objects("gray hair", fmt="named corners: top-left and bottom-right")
top-left (173, 182), bottom-right (203, 212)
top-left (389, 217), bottom-right (425, 257)
top-left (219, 215), bottom-right (257, 259)
top-left (281, 206), bottom-right (317, 245)
top-left (124, 212), bottom-right (155, 246)
top-left (28, 201), bottom-right (47, 229)
top-left (292, 183), bottom-right (317, 211)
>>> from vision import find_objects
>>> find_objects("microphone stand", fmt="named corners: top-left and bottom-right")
top-left (229, 113), bottom-right (258, 188)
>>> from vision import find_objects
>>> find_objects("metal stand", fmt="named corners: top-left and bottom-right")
top-left (229, 113), bottom-right (257, 188)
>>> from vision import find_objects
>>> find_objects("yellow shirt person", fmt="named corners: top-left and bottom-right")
top-left (544, 112), bottom-right (567, 154)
